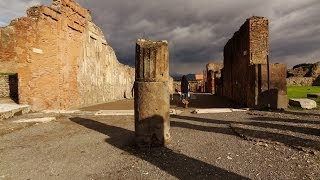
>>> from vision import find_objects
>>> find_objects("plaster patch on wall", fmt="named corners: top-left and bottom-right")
top-left (32, 48), bottom-right (43, 54)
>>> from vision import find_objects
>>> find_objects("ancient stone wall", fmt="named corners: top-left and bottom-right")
top-left (222, 16), bottom-right (287, 109)
top-left (205, 63), bottom-right (223, 93)
top-left (223, 17), bottom-right (253, 105)
top-left (0, 75), bottom-right (10, 97)
top-left (173, 81), bottom-right (200, 92)
top-left (0, 0), bottom-right (134, 110)
top-left (286, 61), bottom-right (320, 86)
top-left (286, 77), bottom-right (315, 86)
top-left (250, 64), bottom-right (288, 109)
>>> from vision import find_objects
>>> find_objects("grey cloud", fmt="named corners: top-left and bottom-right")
top-left (1, 0), bottom-right (319, 74)
top-left (0, 0), bottom-right (50, 25)
top-left (75, 0), bottom-right (320, 73)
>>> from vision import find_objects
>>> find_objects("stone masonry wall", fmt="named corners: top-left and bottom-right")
top-left (0, 75), bottom-right (10, 97)
top-left (173, 81), bottom-right (199, 93)
top-left (205, 63), bottom-right (223, 93)
top-left (0, 0), bottom-right (134, 110)
top-left (223, 17), bottom-right (254, 105)
top-left (286, 77), bottom-right (315, 86)
top-left (222, 16), bottom-right (287, 109)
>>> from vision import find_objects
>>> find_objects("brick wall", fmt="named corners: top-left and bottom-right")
top-left (205, 63), bottom-right (223, 93)
top-left (0, 0), bottom-right (134, 110)
top-left (221, 17), bottom-right (287, 109)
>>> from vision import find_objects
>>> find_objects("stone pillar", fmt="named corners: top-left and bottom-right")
top-left (134, 39), bottom-right (170, 147)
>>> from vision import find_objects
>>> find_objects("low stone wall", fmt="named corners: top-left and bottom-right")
top-left (0, 75), bottom-right (10, 97)
top-left (286, 77), bottom-right (315, 86)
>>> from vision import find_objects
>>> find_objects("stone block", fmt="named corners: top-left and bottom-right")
top-left (289, 98), bottom-right (317, 109)
top-left (0, 104), bottom-right (31, 120)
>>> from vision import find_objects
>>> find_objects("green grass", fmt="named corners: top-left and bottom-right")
top-left (287, 86), bottom-right (320, 109)
top-left (287, 86), bottom-right (320, 98)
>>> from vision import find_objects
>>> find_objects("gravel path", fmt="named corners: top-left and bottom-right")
top-left (0, 95), bottom-right (319, 179)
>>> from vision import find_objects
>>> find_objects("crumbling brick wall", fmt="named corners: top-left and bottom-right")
top-left (0, 0), bottom-right (134, 110)
top-left (222, 17), bottom-right (287, 109)
top-left (205, 63), bottom-right (223, 93)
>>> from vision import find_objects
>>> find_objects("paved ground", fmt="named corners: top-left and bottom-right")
top-left (0, 94), bottom-right (319, 179)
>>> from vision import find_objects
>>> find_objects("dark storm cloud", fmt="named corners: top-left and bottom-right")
top-left (75, 0), bottom-right (320, 73)
top-left (1, 0), bottom-right (320, 73)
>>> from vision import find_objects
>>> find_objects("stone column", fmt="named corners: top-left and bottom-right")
top-left (134, 39), bottom-right (170, 147)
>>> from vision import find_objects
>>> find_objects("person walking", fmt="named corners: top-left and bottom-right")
top-left (180, 75), bottom-right (189, 108)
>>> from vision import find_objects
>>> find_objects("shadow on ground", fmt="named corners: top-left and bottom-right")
top-left (171, 115), bottom-right (320, 151)
top-left (71, 117), bottom-right (249, 179)
top-left (275, 110), bottom-right (320, 117)
top-left (170, 93), bottom-right (239, 109)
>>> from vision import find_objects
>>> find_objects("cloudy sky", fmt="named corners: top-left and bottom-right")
top-left (1, 0), bottom-right (320, 74)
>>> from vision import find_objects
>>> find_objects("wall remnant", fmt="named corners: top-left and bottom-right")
top-left (286, 77), bottom-right (315, 86)
top-left (221, 16), bottom-right (287, 109)
top-left (204, 63), bottom-right (223, 94)
top-left (286, 61), bottom-right (320, 86)
top-left (0, 0), bottom-right (134, 110)
top-left (134, 39), bottom-right (170, 147)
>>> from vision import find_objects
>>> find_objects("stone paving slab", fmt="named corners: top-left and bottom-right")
top-left (42, 110), bottom-right (81, 114)
top-left (192, 108), bottom-right (249, 114)
top-left (0, 104), bottom-right (31, 120)
top-left (13, 117), bottom-right (56, 123)
top-left (94, 109), bottom-right (183, 116)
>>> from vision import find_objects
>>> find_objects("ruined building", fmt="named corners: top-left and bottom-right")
top-left (0, 0), bottom-right (134, 111)
top-left (221, 16), bottom-right (287, 109)
top-left (204, 63), bottom-right (223, 94)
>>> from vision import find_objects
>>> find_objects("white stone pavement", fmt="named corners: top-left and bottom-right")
top-left (0, 104), bottom-right (31, 120)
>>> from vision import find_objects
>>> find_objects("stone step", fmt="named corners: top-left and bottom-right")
top-left (289, 98), bottom-right (317, 109)
top-left (0, 104), bottom-right (31, 121)
top-left (0, 97), bottom-right (16, 104)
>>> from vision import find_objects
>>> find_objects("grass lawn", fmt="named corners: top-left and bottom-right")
top-left (287, 86), bottom-right (320, 98)
top-left (287, 86), bottom-right (320, 109)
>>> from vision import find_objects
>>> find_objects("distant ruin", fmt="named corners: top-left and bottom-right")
top-left (287, 62), bottom-right (320, 86)
top-left (219, 16), bottom-right (287, 109)
top-left (172, 74), bottom-right (203, 93)
top-left (204, 63), bottom-right (223, 94)
top-left (0, 0), bottom-right (134, 111)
